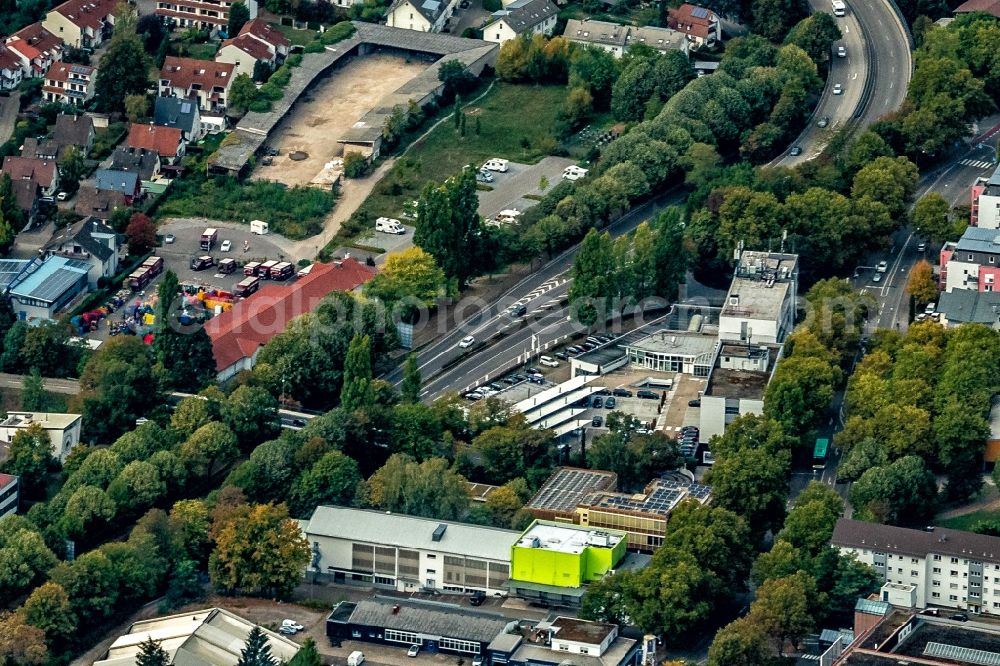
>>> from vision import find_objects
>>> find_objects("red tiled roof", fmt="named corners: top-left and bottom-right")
top-left (204, 259), bottom-right (377, 372)
top-left (8, 23), bottom-right (63, 58)
top-left (127, 124), bottom-right (183, 157)
top-left (10, 178), bottom-right (38, 211)
top-left (0, 472), bottom-right (16, 489)
top-left (239, 18), bottom-right (290, 49)
top-left (50, 0), bottom-right (117, 31)
top-left (2, 156), bottom-right (57, 188)
top-left (0, 46), bottom-right (21, 73)
top-left (955, 0), bottom-right (1000, 16)
top-left (154, 7), bottom-right (227, 26)
top-left (160, 57), bottom-right (235, 92)
top-left (220, 33), bottom-right (274, 62)
top-left (668, 3), bottom-right (715, 39)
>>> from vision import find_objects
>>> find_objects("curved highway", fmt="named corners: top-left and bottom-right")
top-left (777, 0), bottom-right (911, 166)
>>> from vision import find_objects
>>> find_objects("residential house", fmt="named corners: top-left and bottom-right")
top-left (95, 607), bottom-right (298, 666)
top-left (667, 3), bottom-right (721, 48)
top-left (0, 47), bottom-right (23, 91)
top-left (20, 138), bottom-right (60, 161)
top-left (159, 57), bottom-right (236, 112)
top-left (562, 19), bottom-right (630, 57)
top-left (216, 18), bottom-right (290, 79)
top-left (94, 168), bottom-right (141, 204)
top-left (74, 187), bottom-right (126, 220)
top-left (0, 411), bottom-right (82, 461)
top-left (955, 0), bottom-right (1000, 19)
top-left (110, 146), bottom-right (161, 191)
top-left (937, 288), bottom-right (1000, 329)
top-left (971, 163), bottom-right (1000, 229)
top-left (831, 517), bottom-right (1000, 613)
top-left (386, 0), bottom-right (456, 33)
top-left (0, 473), bottom-right (17, 519)
top-left (51, 113), bottom-right (95, 156)
top-left (482, 0), bottom-right (558, 44)
top-left (153, 96), bottom-right (202, 142)
top-left (42, 62), bottom-right (96, 106)
top-left (42, 0), bottom-right (118, 50)
top-left (155, 0), bottom-right (259, 32)
top-left (939, 226), bottom-right (1000, 292)
top-left (5, 24), bottom-right (64, 78)
top-left (126, 124), bottom-right (184, 164)
top-left (626, 24), bottom-right (689, 55)
top-left (40, 215), bottom-right (120, 288)
top-left (1, 156), bottom-right (59, 197)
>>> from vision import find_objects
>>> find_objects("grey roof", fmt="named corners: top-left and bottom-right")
top-left (390, 0), bottom-right (444, 24)
top-left (304, 506), bottom-right (519, 561)
top-left (854, 598), bottom-right (891, 616)
top-left (51, 114), bottom-right (94, 147)
top-left (624, 329), bottom-right (717, 358)
top-left (563, 19), bottom-right (629, 47)
top-left (9, 256), bottom-right (89, 304)
top-left (484, 0), bottom-right (557, 33)
top-left (626, 24), bottom-right (687, 52)
top-left (820, 629), bottom-right (855, 645)
top-left (938, 289), bottom-right (1000, 325)
top-left (509, 635), bottom-right (637, 666)
top-left (339, 598), bottom-right (510, 644)
top-left (42, 216), bottom-right (117, 262)
top-left (832, 518), bottom-right (1000, 563)
top-left (95, 169), bottom-right (139, 194)
top-left (0, 259), bottom-right (33, 292)
top-left (955, 226), bottom-right (1000, 254)
top-left (526, 467), bottom-right (617, 514)
top-left (110, 147), bottom-right (159, 181)
top-left (153, 96), bottom-right (199, 134)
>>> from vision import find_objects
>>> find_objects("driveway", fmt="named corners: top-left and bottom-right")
top-left (451, 0), bottom-right (491, 35)
top-left (477, 157), bottom-right (575, 221)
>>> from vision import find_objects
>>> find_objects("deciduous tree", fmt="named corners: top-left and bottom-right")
top-left (126, 213), bottom-right (157, 256)
top-left (20, 582), bottom-right (76, 648)
top-left (907, 259), bottom-right (938, 304)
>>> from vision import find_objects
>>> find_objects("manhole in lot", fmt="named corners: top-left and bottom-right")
top-left (289, 151), bottom-right (309, 161)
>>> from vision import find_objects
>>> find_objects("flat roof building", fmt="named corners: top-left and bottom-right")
top-left (718, 251), bottom-right (798, 346)
top-left (0, 411), bottom-right (83, 462)
top-left (623, 330), bottom-right (717, 378)
top-left (303, 506), bottom-right (518, 596)
top-left (8, 255), bottom-right (90, 324)
top-left (94, 607), bottom-right (299, 666)
top-left (508, 520), bottom-right (628, 595)
top-left (525, 467), bottom-right (617, 521)
top-left (490, 617), bottom-right (641, 666)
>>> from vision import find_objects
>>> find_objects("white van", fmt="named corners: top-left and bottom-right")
top-left (250, 219), bottom-right (269, 235)
top-left (348, 652), bottom-right (365, 666)
top-left (376, 217), bottom-right (405, 234)
top-left (540, 355), bottom-right (559, 368)
top-left (563, 165), bottom-right (589, 181)
top-left (483, 158), bottom-right (509, 172)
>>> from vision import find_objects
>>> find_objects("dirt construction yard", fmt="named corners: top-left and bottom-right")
top-left (255, 55), bottom-right (429, 187)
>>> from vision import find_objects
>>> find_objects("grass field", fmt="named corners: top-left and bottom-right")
top-left (937, 508), bottom-right (1000, 531)
top-left (353, 82), bottom-right (569, 222)
top-left (275, 24), bottom-right (320, 46)
top-left (182, 42), bottom-right (219, 60)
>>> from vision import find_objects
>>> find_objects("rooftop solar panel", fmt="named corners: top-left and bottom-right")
top-left (924, 642), bottom-right (1000, 666)
top-left (691, 6), bottom-right (709, 18)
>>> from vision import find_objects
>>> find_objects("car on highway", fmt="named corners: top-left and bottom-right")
top-left (408, 646), bottom-right (420, 658)
top-left (789, 146), bottom-right (802, 156)
top-left (877, 260), bottom-right (888, 273)
top-left (833, 83), bottom-right (843, 95)
top-left (221, 240), bottom-right (232, 252)
top-left (817, 116), bottom-right (829, 128)
top-left (459, 335), bottom-right (475, 348)
top-left (917, 242), bottom-right (926, 252)
top-left (837, 45), bottom-right (847, 57)
top-left (507, 303), bottom-right (526, 317)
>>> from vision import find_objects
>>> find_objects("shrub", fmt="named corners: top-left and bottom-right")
top-left (343, 152), bottom-right (371, 178)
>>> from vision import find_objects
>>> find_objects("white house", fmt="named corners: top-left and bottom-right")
top-left (40, 216), bottom-right (120, 288)
top-left (0, 412), bottom-right (83, 462)
top-left (563, 19), bottom-right (629, 57)
top-left (482, 0), bottom-right (558, 44)
top-left (302, 505), bottom-right (517, 595)
top-left (386, 0), bottom-right (455, 33)
top-left (0, 47), bottom-right (24, 91)
top-left (215, 18), bottom-right (290, 79)
top-left (42, 0), bottom-right (118, 50)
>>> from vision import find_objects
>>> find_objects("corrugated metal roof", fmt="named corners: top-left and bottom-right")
top-left (344, 598), bottom-right (510, 643)
top-left (854, 598), bottom-right (891, 615)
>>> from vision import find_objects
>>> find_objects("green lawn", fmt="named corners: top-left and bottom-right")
top-left (274, 23), bottom-right (320, 46)
top-left (937, 508), bottom-right (1000, 532)
top-left (354, 83), bottom-right (569, 222)
top-left (183, 42), bottom-right (219, 59)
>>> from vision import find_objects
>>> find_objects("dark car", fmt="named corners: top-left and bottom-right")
top-left (950, 613), bottom-right (969, 622)
top-left (605, 397), bottom-right (616, 409)
top-left (592, 415), bottom-right (603, 427)
top-left (265, 146), bottom-right (279, 156)
top-left (688, 399), bottom-right (701, 407)
top-left (190, 255), bottom-right (214, 271)
top-left (637, 390), bottom-right (659, 400)
top-left (469, 591), bottom-right (486, 606)
top-left (592, 397), bottom-right (603, 408)
top-left (529, 375), bottom-right (545, 385)
top-left (511, 374), bottom-right (526, 383)
top-left (290, 418), bottom-right (306, 427)
top-left (503, 376), bottom-right (519, 385)
top-left (489, 382), bottom-right (504, 391)
top-left (525, 367), bottom-right (541, 375)
top-left (595, 388), bottom-right (611, 396)
top-left (581, 343), bottom-right (596, 351)
top-left (612, 388), bottom-right (632, 397)
top-left (555, 352), bottom-right (569, 360)
top-left (789, 146), bottom-right (802, 156)
top-left (567, 346), bottom-right (583, 354)
top-left (508, 304), bottom-right (527, 317)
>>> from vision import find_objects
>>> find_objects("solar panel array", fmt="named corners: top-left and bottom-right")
top-left (527, 468), bottom-right (615, 512)
top-left (590, 479), bottom-right (712, 516)
top-left (924, 642), bottom-right (1000, 666)
top-left (690, 6), bottom-right (709, 18)
top-left (29, 263), bottom-right (88, 302)
top-left (0, 260), bottom-right (29, 290)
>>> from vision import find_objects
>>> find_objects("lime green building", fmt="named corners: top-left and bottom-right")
top-left (508, 521), bottom-right (628, 604)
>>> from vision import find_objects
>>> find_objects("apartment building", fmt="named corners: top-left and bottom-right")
top-left (971, 163), bottom-right (1000, 229)
top-left (0, 47), bottom-right (24, 91)
top-left (159, 57), bottom-right (235, 111)
top-left (5, 24), bottom-right (64, 78)
top-left (42, 63), bottom-right (96, 106)
top-left (832, 518), bottom-right (1000, 613)
top-left (939, 226), bottom-right (1000, 293)
top-left (155, 0), bottom-right (258, 31)
top-left (42, 0), bottom-right (118, 50)
top-left (0, 473), bottom-right (18, 519)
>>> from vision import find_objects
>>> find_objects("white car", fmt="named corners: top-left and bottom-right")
top-left (408, 646), bottom-right (421, 658)
top-left (833, 83), bottom-right (843, 95)
top-left (872, 273), bottom-right (882, 283)
top-left (459, 335), bottom-right (475, 348)
top-left (281, 620), bottom-right (304, 631)
top-left (476, 169), bottom-right (494, 183)
top-left (482, 158), bottom-right (509, 172)
top-left (562, 165), bottom-right (589, 181)
top-left (837, 45), bottom-right (847, 58)
top-left (220, 240), bottom-right (232, 252)
top-left (877, 260), bottom-right (888, 273)
top-left (56, 191), bottom-right (69, 201)
top-left (164, 234), bottom-right (175, 244)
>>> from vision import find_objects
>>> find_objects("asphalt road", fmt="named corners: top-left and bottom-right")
top-left (776, 0), bottom-right (910, 166)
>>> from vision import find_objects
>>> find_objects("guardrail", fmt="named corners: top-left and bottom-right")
top-left (851, 5), bottom-right (878, 121)
top-left (881, 0), bottom-right (914, 48)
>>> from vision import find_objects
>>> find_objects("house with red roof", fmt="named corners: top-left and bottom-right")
top-left (42, 0), bottom-right (118, 50)
top-left (127, 124), bottom-right (186, 164)
top-left (5, 23), bottom-right (64, 78)
top-left (955, 0), bottom-right (1000, 18)
top-left (0, 47), bottom-right (23, 91)
top-left (216, 19), bottom-right (290, 79)
top-left (43, 62), bottom-right (96, 106)
top-left (155, 0), bottom-right (256, 31)
top-left (159, 57), bottom-right (236, 112)
top-left (204, 258), bottom-right (377, 381)
top-left (2, 156), bottom-right (59, 196)
top-left (667, 3), bottom-right (721, 48)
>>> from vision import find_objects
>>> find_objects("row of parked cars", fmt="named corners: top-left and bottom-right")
top-left (464, 368), bottom-right (548, 400)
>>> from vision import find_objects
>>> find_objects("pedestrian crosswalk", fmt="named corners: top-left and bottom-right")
top-left (960, 158), bottom-right (996, 169)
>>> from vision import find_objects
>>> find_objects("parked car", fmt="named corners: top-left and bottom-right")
top-left (567, 346), bottom-right (583, 354)
top-left (408, 645), bottom-right (420, 658)
top-left (511, 374), bottom-right (526, 383)
top-left (917, 242), bottom-right (926, 252)
top-left (688, 399), bottom-right (701, 407)
top-left (503, 376), bottom-right (519, 385)
top-left (164, 234), bottom-right (175, 244)
top-left (817, 116), bottom-right (829, 128)
top-left (459, 335), bottom-right (475, 348)
top-left (872, 272), bottom-right (882, 283)
top-left (950, 613), bottom-right (969, 622)
top-left (282, 620), bottom-right (304, 631)
top-left (877, 260), bottom-right (888, 273)
top-left (464, 391), bottom-right (483, 401)
top-left (555, 352), bottom-right (569, 360)
top-left (279, 626), bottom-right (297, 635)
top-left (592, 415), bottom-right (603, 427)
top-left (488, 382), bottom-right (504, 391)
top-left (837, 45), bottom-right (847, 57)
top-left (637, 390), bottom-right (659, 400)
top-left (612, 388), bottom-right (632, 397)
top-left (469, 590), bottom-right (486, 606)
top-left (472, 657), bottom-right (484, 666)
top-left (56, 191), bottom-right (68, 201)
top-left (476, 169), bottom-right (494, 183)
top-left (592, 397), bottom-right (603, 408)
top-left (605, 397), bottom-right (616, 409)
top-left (220, 240), bottom-right (232, 252)
top-left (482, 158), bottom-right (509, 172)
top-left (525, 367), bottom-right (540, 375)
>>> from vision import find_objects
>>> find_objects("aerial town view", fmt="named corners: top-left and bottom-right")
top-left (2, 0), bottom-right (1000, 664)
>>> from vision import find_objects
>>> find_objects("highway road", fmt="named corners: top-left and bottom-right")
top-left (777, 0), bottom-right (911, 166)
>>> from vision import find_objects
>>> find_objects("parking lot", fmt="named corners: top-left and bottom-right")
top-left (476, 157), bottom-right (576, 222)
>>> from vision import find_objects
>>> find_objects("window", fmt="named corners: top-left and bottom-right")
top-left (897, 567), bottom-right (903, 573)
top-left (933, 568), bottom-right (941, 574)
top-left (952, 558), bottom-right (959, 564)
top-left (933, 581), bottom-right (941, 587)
top-left (951, 583), bottom-right (959, 589)
top-left (932, 592), bottom-right (941, 598)
top-left (580, 648), bottom-right (589, 655)
top-left (933, 555), bottom-right (941, 561)
top-left (911, 571), bottom-right (919, 577)
top-left (950, 595), bottom-right (959, 601)
top-left (427, 554), bottom-right (436, 559)
top-left (559, 645), bottom-right (569, 652)
top-left (912, 558), bottom-right (918, 564)
top-left (952, 571), bottom-right (959, 576)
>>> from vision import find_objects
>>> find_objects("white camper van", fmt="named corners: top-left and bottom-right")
top-left (250, 220), bottom-right (269, 235)
top-left (376, 217), bottom-right (406, 234)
